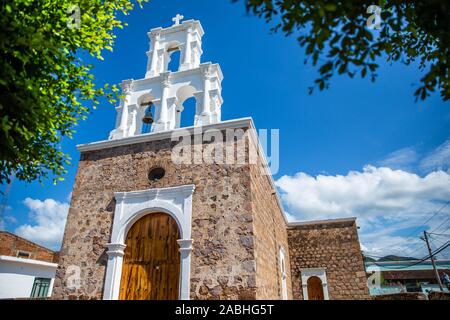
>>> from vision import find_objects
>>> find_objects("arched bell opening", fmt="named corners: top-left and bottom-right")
top-left (179, 97), bottom-right (197, 128)
top-left (175, 85), bottom-right (198, 128)
top-left (167, 49), bottom-right (181, 72)
top-left (165, 42), bottom-right (182, 72)
top-left (141, 103), bottom-right (154, 134)
top-left (137, 93), bottom-right (156, 134)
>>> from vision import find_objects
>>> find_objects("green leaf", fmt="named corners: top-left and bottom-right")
top-left (0, 0), bottom-right (149, 185)
top-left (239, 0), bottom-right (450, 102)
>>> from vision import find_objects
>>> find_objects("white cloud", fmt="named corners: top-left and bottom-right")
top-left (420, 139), bottom-right (450, 171)
top-left (362, 234), bottom-right (425, 258)
top-left (283, 211), bottom-right (297, 223)
top-left (15, 198), bottom-right (69, 250)
top-left (276, 166), bottom-right (450, 258)
top-left (378, 147), bottom-right (418, 170)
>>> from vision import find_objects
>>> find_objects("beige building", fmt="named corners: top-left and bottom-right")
top-left (52, 17), bottom-right (369, 300)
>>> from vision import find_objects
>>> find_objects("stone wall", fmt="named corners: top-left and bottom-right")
top-left (373, 292), bottom-right (427, 300)
top-left (53, 126), bottom-right (262, 300)
top-left (250, 158), bottom-right (292, 299)
top-left (428, 291), bottom-right (450, 300)
top-left (287, 218), bottom-right (370, 300)
top-left (0, 231), bottom-right (58, 263)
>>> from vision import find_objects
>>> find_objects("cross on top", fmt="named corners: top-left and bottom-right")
top-left (172, 14), bottom-right (184, 25)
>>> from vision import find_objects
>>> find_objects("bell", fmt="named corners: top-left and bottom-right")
top-left (141, 102), bottom-right (154, 124)
top-left (142, 109), bottom-right (154, 124)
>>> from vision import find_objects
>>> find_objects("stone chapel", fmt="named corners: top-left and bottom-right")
top-left (52, 16), bottom-right (369, 300)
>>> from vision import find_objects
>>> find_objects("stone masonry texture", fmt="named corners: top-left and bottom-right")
top-left (250, 158), bottom-right (292, 299)
top-left (287, 219), bottom-right (370, 300)
top-left (0, 231), bottom-right (59, 263)
top-left (53, 126), bottom-right (261, 299)
top-left (52, 124), bottom-right (368, 300)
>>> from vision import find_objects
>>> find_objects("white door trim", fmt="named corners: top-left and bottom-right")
top-left (300, 267), bottom-right (330, 300)
top-left (102, 184), bottom-right (195, 300)
top-left (279, 246), bottom-right (288, 300)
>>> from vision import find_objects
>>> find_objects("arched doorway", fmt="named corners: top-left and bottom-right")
top-left (119, 212), bottom-right (180, 300)
top-left (307, 276), bottom-right (324, 300)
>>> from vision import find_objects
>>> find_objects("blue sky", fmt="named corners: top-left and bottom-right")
top-left (3, 0), bottom-right (450, 258)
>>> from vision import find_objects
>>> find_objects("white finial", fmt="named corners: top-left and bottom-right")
top-left (172, 13), bottom-right (184, 25)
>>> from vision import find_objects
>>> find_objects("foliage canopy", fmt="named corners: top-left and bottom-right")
top-left (0, 0), bottom-right (146, 185)
top-left (239, 0), bottom-right (450, 101)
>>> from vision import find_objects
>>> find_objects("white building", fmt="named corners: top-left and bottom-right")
top-left (0, 231), bottom-right (58, 299)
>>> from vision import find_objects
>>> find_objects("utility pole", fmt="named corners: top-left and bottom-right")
top-left (422, 231), bottom-right (444, 291)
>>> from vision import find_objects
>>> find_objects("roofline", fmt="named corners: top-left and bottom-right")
top-left (365, 259), bottom-right (450, 266)
top-left (287, 217), bottom-right (357, 228)
top-left (77, 117), bottom-right (253, 152)
top-left (0, 255), bottom-right (58, 268)
top-left (0, 231), bottom-right (57, 254)
top-left (132, 62), bottom-right (224, 87)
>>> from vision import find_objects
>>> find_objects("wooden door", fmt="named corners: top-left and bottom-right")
top-left (307, 276), bottom-right (324, 300)
top-left (119, 212), bottom-right (180, 300)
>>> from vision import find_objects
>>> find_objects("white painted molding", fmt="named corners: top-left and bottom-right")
top-left (78, 117), bottom-right (252, 152)
top-left (112, 18), bottom-right (223, 137)
top-left (102, 185), bottom-right (195, 300)
top-left (0, 255), bottom-right (57, 268)
top-left (177, 239), bottom-right (194, 300)
top-left (105, 244), bottom-right (126, 257)
top-left (279, 246), bottom-right (288, 300)
top-left (300, 268), bottom-right (330, 300)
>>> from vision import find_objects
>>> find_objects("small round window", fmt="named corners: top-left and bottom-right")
top-left (148, 167), bottom-right (165, 181)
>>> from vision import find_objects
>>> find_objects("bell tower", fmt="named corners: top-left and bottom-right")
top-left (109, 15), bottom-right (224, 139)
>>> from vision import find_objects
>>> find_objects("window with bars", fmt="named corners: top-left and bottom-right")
top-left (30, 277), bottom-right (51, 298)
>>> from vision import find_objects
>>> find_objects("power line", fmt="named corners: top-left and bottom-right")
top-left (438, 226), bottom-right (450, 235)
top-left (403, 201), bottom-right (450, 239)
top-left (367, 201), bottom-right (450, 257)
top-left (428, 232), bottom-right (450, 237)
top-left (430, 237), bottom-right (446, 245)
top-left (429, 237), bottom-right (450, 259)
top-left (430, 217), bottom-right (450, 234)
top-left (368, 240), bottom-right (450, 270)
top-left (422, 201), bottom-right (450, 227)
top-left (395, 243), bottom-right (426, 258)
